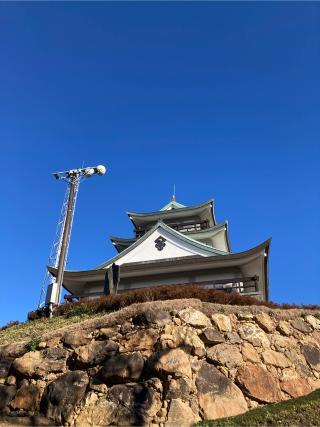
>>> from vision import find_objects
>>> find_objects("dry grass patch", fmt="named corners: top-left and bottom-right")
top-left (0, 311), bottom-right (108, 346)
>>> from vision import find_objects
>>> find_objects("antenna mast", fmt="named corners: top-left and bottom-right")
top-left (172, 184), bottom-right (176, 201)
top-left (38, 165), bottom-right (106, 317)
top-left (38, 183), bottom-right (76, 308)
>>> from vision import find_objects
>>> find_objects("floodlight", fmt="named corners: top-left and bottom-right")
top-left (96, 165), bottom-right (106, 175)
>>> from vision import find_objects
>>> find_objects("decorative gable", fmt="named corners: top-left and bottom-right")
top-left (101, 223), bottom-right (223, 268)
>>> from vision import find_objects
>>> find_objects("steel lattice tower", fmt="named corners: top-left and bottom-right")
top-left (38, 165), bottom-right (106, 314)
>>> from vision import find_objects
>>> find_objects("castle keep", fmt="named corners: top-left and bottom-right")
top-left (49, 198), bottom-right (270, 301)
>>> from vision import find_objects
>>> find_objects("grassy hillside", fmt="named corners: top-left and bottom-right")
top-left (0, 311), bottom-right (106, 346)
top-left (197, 388), bottom-right (320, 426)
top-left (1, 284), bottom-right (319, 346)
top-left (1, 285), bottom-right (276, 345)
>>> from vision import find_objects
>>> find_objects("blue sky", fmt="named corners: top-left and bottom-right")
top-left (0, 2), bottom-right (319, 325)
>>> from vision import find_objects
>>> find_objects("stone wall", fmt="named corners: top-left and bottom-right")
top-left (1, 299), bottom-right (320, 426)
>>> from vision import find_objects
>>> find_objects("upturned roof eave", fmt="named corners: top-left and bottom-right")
top-left (187, 221), bottom-right (227, 237)
top-left (121, 238), bottom-right (271, 271)
top-left (127, 199), bottom-right (216, 224)
top-left (187, 220), bottom-right (231, 253)
top-left (127, 198), bottom-right (213, 216)
top-left (110, 236), bottom-right (136, 244)
top-left (109, 236), bottom-right (136, 253)
top-left (47, 238), bottom-right (271, 278)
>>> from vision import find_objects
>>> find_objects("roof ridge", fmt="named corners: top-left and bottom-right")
top-left (160, 199), bottom-right (186, 211)
top-left (127, 199), bottom-right (214, 217)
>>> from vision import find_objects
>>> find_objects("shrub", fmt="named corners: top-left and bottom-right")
top-left (26, 336), bottom-right (40, 352)
top-left (64, 303), bottom-right (100, 318)
top-left (0, 320), bottom-right (20, 331)
top-left (27, 309), bottom-right (46, 321)
top-left (26, 283), bottom-right (320, 322)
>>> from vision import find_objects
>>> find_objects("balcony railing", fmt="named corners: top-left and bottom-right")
top-left (196, 275), bottom-right (259, 294)
top-left (135, 219), bottom-right (210, 238)
top-left (64, 276), bottom-right (259, 302)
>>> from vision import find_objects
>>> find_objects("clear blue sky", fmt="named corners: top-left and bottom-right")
top-left (0, 2), bottom-right (319, 325)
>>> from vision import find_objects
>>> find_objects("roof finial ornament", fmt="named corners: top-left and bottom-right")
top-left (172, 184), bottom-right (176, 202)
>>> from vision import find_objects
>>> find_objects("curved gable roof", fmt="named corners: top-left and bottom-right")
top-left (160, 200), bottom-right (186, 211)
top-left (97, 220), bottom-right (228, 269)
top-left (187, 221), bottom-right (231, 253)
top-left (110, 221), bottom-right (231, 254)
top-left (109, 236), bottom-right (136, 253)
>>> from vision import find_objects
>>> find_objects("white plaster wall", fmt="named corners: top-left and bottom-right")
top-left (240, 253), bottom-right (266, 300)
top-left (115, 227), bottom-right (212, 266)
top-left (84, 283), bottom-right (103, 294)
top-left (211, 229), bottom-right (228, 252)
top-left (117, 268), bottom-right (242, 291)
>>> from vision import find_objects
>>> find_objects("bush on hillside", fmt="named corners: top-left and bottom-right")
top-left (27, 284), bottom-right (320, 321)
top-left (0, 320), bottom-right (20, 331)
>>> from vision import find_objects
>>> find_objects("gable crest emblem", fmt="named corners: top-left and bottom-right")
top-left (154, 236), bottom-right (166, 251)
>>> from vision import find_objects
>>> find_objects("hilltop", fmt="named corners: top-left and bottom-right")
top-left (0, 291), bottom-right (320, 426)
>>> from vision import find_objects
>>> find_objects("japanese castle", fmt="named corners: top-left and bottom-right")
top-left (49, 198), bottom-right (271, 301)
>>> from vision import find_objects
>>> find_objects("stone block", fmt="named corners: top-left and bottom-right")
top-left (207, 343), bottom-right (243, 368)
top-left (75, 340), bottom-right (118, 367)
top-left (166, 398), bottom-right (200, 426)
top-left (0, 384), bottom-right (16, 410)
top-left (153, 348), bottom-right (192, 379)
top-left (211, 314), bottom-right (232, 332)
top-left (200, 328), bottom-right (225, 345)
top-left (254, 313), bottom-right (275, 333)
top-left (196, 361), bottom-right (247, 420)
top-left (178, 308), bottom-right (211, 328)
top-left (40, 370), bottom-right (89, 424)
top-left (280, 378), bottom-right (312, 398)
top-left (261, 349), bottom-right (291, 368)
top-left (100, 352), bottom-right (144, 384)
top-left (238, 324), bottom-right (270, 347)
top-left (236, 363), bottom-right (282, 403)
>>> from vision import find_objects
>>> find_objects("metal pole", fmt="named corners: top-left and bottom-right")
top-left (42, 165), bottom-right (106, 316)
top-left (55, 174), bottom-right (77, 304)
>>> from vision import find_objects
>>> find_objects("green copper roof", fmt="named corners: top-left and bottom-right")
top-left (127, 199), bottom-right (216, 227)
top-left (128, 199), bottom-right (213, 217)
top-left (109, 236), bottom-right (136, 253)
top-left (186, 221), bottom-right (231, 253)
top-left (160, 199), bottom-right (186, 211)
